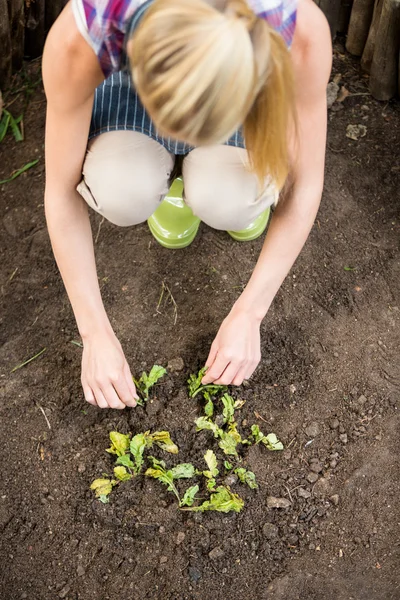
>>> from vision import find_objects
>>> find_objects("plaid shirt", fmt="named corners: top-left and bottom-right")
top-left (72, 0), bottom-right (297, 77)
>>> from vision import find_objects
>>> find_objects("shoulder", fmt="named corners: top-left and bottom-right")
top-left (291, 0), bottom-right (332, 95)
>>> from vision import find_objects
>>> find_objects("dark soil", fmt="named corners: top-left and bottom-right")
top-left (1, 47), bottom-right (400, 600)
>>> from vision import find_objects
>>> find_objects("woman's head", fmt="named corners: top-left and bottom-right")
top-left (129, 0), bottom-right (295, 188)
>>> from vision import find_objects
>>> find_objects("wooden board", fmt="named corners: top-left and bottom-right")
top-left (370, 0), bottom-right (400, 100)
top-left (8, 0), bottom-right (25, 72)
top-left (346, 0), bottom-right (375, 55)
top-left (0, 0), bottom-right (11, 88)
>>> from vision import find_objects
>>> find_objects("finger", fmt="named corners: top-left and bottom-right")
top-left (83, 385), bottom-right (97, 406)
top-left (122, 363), bottom-right (139, 406)
top-left (102, 385), bottom-right (126, 410)
top-left (94, 388), bottom-right (109, 409)
top-left (114, 377), bottom-right (137, 408)
top-left (202, 352), bottom-right (230, 384)
top-left (214, 362), bottom-right (241, 386)
top-left (232, 366), bottom-right (249, 387)
top-left (205, 341), bottom-right (218, 371)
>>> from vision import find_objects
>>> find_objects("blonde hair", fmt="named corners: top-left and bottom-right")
top-left (129, 0), bottom-right (295, 188)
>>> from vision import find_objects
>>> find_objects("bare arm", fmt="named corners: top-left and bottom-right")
top-left (43, 3), bottom-right (137, 407)
top-left (203, 0), bottom-right (332, 385)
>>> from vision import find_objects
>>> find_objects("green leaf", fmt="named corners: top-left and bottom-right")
top-left (113, 466), bottom-right (133, 482)
top-left (130, 433), bottom-right (147, 474)
top-left (8, 111), bottom-right (23, 142)
top-left (145, 456), bottom-right (180, 502)
top-left (204, 392), bottom-right (214, 417)
top-left (98, 494), bottom-right (110, 504)
top-left (344, 266), bottom-right (356, 272)
top-left (235, 467), bottom-right (258, 489)
top-left (234, 399), bottom-right (246, 410)
top-left (224, 461), bottom-right (233, 470)
top-left (115, 454), bottom-right (135, 469)
top-left (185, 486), bottom-right (244, 513)
top-left (222, 393), bottom-right (235, 424)
top-left (218, 431), bottom-right (239, 457)
top-left (263, 433), bottom-right (284, 451)
top-left (203, 449), bottom-right (219, 479)
top-left (148, 430), bottom-right (179, 454)
top-left (250, 424), bottom-right (264, 444)
top-left (180, 485), bottom-right (199, 507)
top-left (188, 367), bottom-right (227, 399)
top-left (206, 477), bottom-right (217, 491)
top-left (0, 112), bottom-right (11, 143)
top-left (106, 431), bottom-right (131, 457)
top-left (90, 478), bottom-right (113, 498)
top-left (170, 463), bottom-right (196, 479)
top-left (195, 417), bottom-right (221, 438)
top-left (228, 422), bottom-right (242, 444)
top-left (134, 365), bottom-right (167, 400)
top-left (0, 159), bottom-right (39, 185)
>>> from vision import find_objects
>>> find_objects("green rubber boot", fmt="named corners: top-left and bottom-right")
top-left (227, 207), bottom-right (271, 242)
top-left (147, 178), bottom-right (201, 249)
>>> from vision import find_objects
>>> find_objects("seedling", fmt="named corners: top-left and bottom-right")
top-left (250, 425), bottom-right (284, 450)
top-left (188, 367), bottom-right (227, 399)
top-left (145, 456), bottom-right (195, 505)
top-left (183, 486), bottom-right (244, 513)
top-left (234, 467), bottom-right (258, 490)
top-left (133, 365), bottom-right (167, 404)
top-left (202, 450), bottom-right (219, 491)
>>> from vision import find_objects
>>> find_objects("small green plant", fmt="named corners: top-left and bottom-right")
top-left (145, 457), bottom-right (195, 505)
top-left (133, 365), bottom-right (167, 404)
top-left (183, 486), bottom-right (244, 513)
top-left (188, 367), bottom-right (227, 399)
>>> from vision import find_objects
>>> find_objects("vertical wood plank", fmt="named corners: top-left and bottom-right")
top-left (0, 0), bottom-right (12, 88)
top-left (8, 0), bottom-right (25, 72)
top-left (45, 0), bottom-right (67, 31)
top-left (346, 0), bottom-right (375, 56)
top-left (338, 0), bottom-right (354, 33)
top-left (361, 0), bottom-right (384, 72)
top-left (369, 0), bottom-right (400, 100)
top-left (319, 0), bottom-right (342, 39)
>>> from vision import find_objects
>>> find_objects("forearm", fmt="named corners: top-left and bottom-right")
top-left (45, 188), bottom-right (112, 338)
top-left (234, 182), bottom-right (322, 320)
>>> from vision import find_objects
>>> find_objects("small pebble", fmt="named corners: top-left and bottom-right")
top-left (339, 433), bottom-right (348, 444)
top-left (330, 459), bottom-right (338, 469)
top-left (287, 534), bottom-right (298, 546)
top-left (159, 526), bottom-right (166, 534)
top-left (333, 352), bottom-right (339, 358)
top-left (266, 496), bottom-right (291, 509)
top-left (77, 565), bottom-right (85, 577)
top-left (188, 566), bottom-right (202, 583)
top-left (59, 585), bottom-right (70, 599)
top-left (309, 461), bottom-right (323, 474)
top-left (309, 543), bottom-right (316, 550)
top-left (330, 494), bottom-right (340, 506)
top-left (298, 487), bottom-right (311, 499)
top-left (224, 474), bottom-right (238, 487)
top-left (306, 472), bottom-right (319, 484)
top-left (330, 418), bottom-right (340, 430)
top-left (354, 537), bottom-right (362, 545)
top-left (160, 556), bottom-right (168, 564)
top-left (262, 522), bottom-right (279, 539)
top-left (176, 532), bottom-right (185, 545)
top-left (167, 357), bottom-right (184, 372)
top-left (305, 422), bottom-right (320, 438)
top-left (208, 546), bottom-right (225, 560)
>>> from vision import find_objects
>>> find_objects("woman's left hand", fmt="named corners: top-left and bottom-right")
top-left (202, 308), bottom-right (262, 386)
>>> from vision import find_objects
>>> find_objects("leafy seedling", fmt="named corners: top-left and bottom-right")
top-left (90, 477), bottom-right (117, 503)
top-left (0, 159), bottom-right (39, 185)
top-left (224, 461), bottom-right (233, 470)
top-left (145, 456), bottom-right (195, 503)
top-left (234, 467), bottom-right (258, 490)
top-left (203, 391), bottom-right (214, 417)
top-left (188, 367), bottom-right (227, 399)
top-left (133, 365), bottom-right (167, 404)
top-left (146, 430), bottom-right (179, 454)
top-left (195, 416), bottom-right (222, 439)
top-left (221, 393), bottom-right (235, 424)
top-left (183, 486), bottom-right (244, 513)
top-left (250, 425), bottom-right (284, 451)
top-left (129, 433), bottom-right (147, 474)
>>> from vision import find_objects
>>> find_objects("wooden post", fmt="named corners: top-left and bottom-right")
top-left (314, 0), bottom-right (342, 38)
top-left (369, 0), bottom-right (400, 100)
top-left (346, 0), bottom-right (375, 55)
top-left (338, 0), bottom-right (354, 33)
top-left (8, 0), bottom-right (25, 72)
top-left (361, 0), bottom-right (384, 72)
top-left (0, 0), bottom-right (11, 88)
top-left (25, 0), bottom-right (46, 58)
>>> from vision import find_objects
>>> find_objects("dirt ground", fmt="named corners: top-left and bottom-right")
top-left (1, 47), bottom-right (400, 600)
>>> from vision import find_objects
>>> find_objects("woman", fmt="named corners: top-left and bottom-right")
top-left (43, 0), bottom-right (331, 410)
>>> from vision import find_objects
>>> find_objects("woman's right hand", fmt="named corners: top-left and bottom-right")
top-left (81, 329), bottom-right (138, 409)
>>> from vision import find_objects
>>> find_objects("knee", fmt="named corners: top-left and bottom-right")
top-left (80, 132), bottom-right (173, 227)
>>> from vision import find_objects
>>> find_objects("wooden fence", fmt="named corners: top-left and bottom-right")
top-left (0, 0), bottom-right (399, 100)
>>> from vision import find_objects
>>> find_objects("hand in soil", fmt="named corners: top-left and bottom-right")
top-left (203, 308), bottom-right (261, 386)
top-left (81, 330), bottom-right (138, 409)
